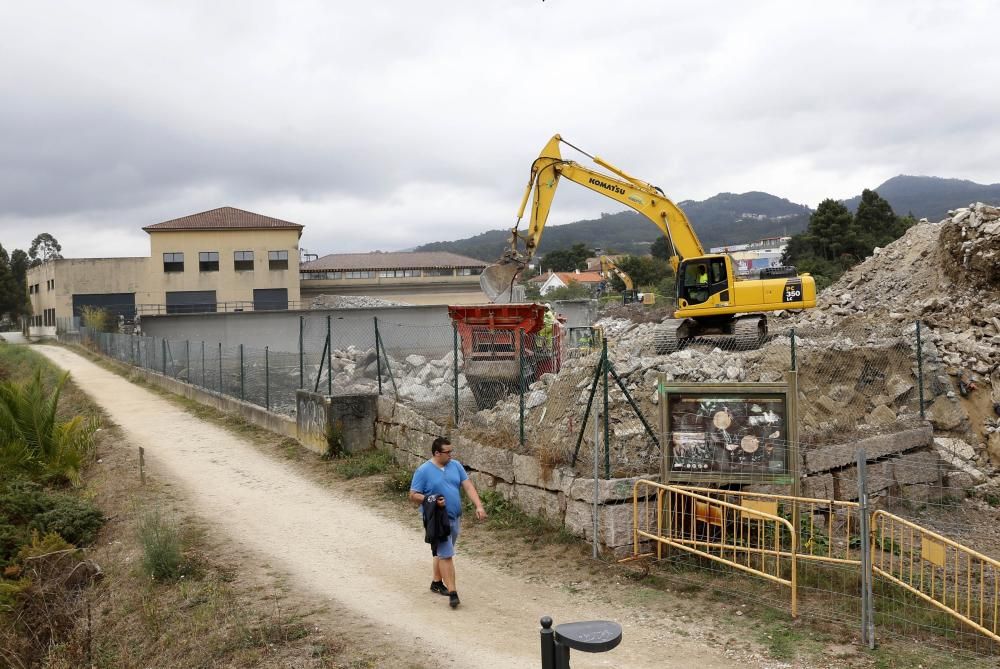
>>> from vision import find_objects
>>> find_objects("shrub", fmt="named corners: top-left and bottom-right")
top-left (0, 482), bottom-right (103, 566)
top-left (0, 370), bottom-right (99, 486)
top-left (79, 305), bottom-right (117, 333)
top-left (28, 497), bottom-right (103, 547)
top-left (137, 511), bottom-right (183, 581)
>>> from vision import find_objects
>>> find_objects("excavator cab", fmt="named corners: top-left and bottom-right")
top-left (678, 256), bottom-right (730, 307)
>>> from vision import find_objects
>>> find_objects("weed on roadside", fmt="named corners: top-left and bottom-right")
top-left (137, 510), bottom-right (184, 581)
top-left (468, 490), bottom-right (576, 544)
top-left (331, 449), bottom-right (395, 479)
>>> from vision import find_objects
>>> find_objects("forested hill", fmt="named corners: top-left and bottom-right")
top-left (414, 191), bottom-right (811, 261)
top-left (841, 175), bottom-right (1000, 222)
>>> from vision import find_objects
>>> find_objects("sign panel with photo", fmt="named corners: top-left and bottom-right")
top-left (666, 392), bottom-right (791, 483)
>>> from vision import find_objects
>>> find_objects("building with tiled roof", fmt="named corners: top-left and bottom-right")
top-left (142, 206), bottom-right (304, 232)
top-left (27, 207), bottom-right (303, 331)
top-left (534, 270), bottom-right (605, 296)
top-left (299, 251), bottom-right (489, 306)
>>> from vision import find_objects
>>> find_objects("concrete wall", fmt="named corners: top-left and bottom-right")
top-left (140, 304), bottom-right (457, 354)
top-left (552, 299), bottom-right (598, 328)
top-left (128, 364), bottom-right (299, 440)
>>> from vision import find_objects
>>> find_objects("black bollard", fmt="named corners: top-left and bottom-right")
top-left (540, 617), bottom-right (555, 669)
top-left (540, 615), bottom-right (622, 668)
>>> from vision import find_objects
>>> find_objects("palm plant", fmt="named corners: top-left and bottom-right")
top-left (0, 370), bottom-right (97, 485)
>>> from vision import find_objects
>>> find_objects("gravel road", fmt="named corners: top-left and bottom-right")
top-left (38, 345), bottom-right (758, 669)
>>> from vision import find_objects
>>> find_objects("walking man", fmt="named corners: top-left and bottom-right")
top-left (409, 436), bottom-right (486, 608)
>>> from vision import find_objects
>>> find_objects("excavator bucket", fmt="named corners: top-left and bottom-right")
top-left (480, 260), bottom-right (524, 303)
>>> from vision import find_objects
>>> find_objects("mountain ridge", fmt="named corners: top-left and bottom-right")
top-left (415, 175), bottom-right (1000, 261)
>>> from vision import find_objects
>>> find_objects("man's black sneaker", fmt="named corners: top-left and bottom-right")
top-left (430, 580), bottom-right (448, 595)
top-left (449, 591), bottom-right (460, 609)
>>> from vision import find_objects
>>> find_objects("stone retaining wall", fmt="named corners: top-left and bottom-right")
top-left (375, 396), bottom-right (651, 554)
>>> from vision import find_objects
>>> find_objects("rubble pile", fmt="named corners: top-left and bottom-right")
top-left (940, 202), bottom-right (1000, 288)
top-left (300, 345), bottom-right (471, 410)
top-left (786, 206), bottom-right (1000, 379)
top-left (310, 294), bottom-right (412, 309)
top-left (454, 204), bottom-right (1000, 485)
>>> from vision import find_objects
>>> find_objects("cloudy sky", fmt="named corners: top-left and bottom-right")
top-left (2, 1), bottom-right (999, 260)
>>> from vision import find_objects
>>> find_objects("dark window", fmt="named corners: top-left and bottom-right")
top-left (165, 290), bottom-right (217, 314)
top-left (268, 250), bottom-right (288, 270)
top-left (163, 252), bottom-right (184, 272)
top-left (378, 269), bottom-right (420, 278)
top-left (199, 251), bottom-right (219, 272)
top-left (234, 250), bottom-right (254, 271)
top-left (253, 288), bottom-right (288, 311)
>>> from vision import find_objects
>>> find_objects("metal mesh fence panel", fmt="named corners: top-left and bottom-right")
top-left (267, 347), bottom-right (304, 415)
top-left (299, 314), bottom-right (381, 399)
top-left (378, 320), bottom-right (455, 425)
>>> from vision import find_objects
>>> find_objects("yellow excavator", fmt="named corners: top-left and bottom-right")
top-left (481, 134), bottom-right (816, 352)
top-left (598, 255), bottom-right (642, 304)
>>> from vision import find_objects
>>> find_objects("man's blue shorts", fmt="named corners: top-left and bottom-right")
top-left (434, 517), bottom-right (461, 559)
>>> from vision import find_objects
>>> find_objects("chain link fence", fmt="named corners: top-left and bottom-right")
top-left (64, 310), bottom-right (1000, 657)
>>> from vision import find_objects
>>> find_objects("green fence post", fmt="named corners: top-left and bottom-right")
top-left (519, 328), bottom-right (526, 448)
top-left (299, 315), bottom-right (304, 390)
top-left (265, 346), bottom-right (270, 411)
top-left (218, 342), bottom-right (223, 393)
top-left (326, 315), bottom-right (332, 396)
top-left (239, 344), bottom-right (245, 401)
top-left (790, 327), bottom-right (797, 371)
top-left (916, 320), bottom-right (925, 419)
top-left (201, 341), bottom-right (206, 387)
top-left (161, 338), bottom-right (166, 376)
top-left (452, 321), bottom-right (459, 425)
top-left (375, 317), bottom-right (382, 395)
top-left (186, 340), bottom-right (190, 382)
top-left (603, 337), bottom-right (610, 479)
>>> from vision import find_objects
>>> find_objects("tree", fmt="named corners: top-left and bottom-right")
top-left (807, 199), bottom-right (854, 261)
top-left (650, 236), bottom-right (672, 262)
top-left (613, 255), bottom-right (672, 289)
top-left (854, 188), bottom-right (898, 250)
top-left (28, 233), bottom-right (62, 266)
top-left (0, 245), bottom-right (29, 320)
top-left (539, 243), bottom-right (591, 272)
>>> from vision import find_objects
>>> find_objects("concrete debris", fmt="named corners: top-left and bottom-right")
top-left (310, 294), bottom-right (413, 309)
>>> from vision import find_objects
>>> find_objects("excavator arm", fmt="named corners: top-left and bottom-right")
top-left (599, 255), bottom-right (634, 291)
top-left (482, 134), bottom-right (703, 301)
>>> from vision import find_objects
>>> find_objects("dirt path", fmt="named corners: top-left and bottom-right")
top-left (37, 345), bottom-right (759, 668)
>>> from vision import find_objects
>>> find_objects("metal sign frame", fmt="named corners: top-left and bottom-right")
top-left (658, 371), bottom-right (800, 488)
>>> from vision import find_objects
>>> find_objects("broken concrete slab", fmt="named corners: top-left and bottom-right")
top-left (804, 424), bottom-right (932, 474)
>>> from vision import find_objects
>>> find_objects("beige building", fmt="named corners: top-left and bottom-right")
top-left (300, 251), bottom-right (489, 305)
top-left (26, 207), bottom-right (302, 328)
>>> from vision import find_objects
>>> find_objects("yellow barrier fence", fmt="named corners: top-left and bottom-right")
top-left (629, 480), bottom-right (799, 617)
top-left (871, 510), bottom-right (1000, 643)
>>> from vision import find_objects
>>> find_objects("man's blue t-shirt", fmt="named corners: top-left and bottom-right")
top-left (410, 459), bottom-right (469, 520)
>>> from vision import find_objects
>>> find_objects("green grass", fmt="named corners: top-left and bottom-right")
top-left (137, 510), bottom-right (184, 581)
top-left (466, 489), bottom-right (577, 544)
top-left (331, 449), bottom-right (396, 479)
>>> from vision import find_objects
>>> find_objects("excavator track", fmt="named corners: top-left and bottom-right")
top-left (653, 316), bottom-right (767, 355)
top-left (731, 315), bottom-right (767, 351)
top-left (653, 318), bottom-right (687, 354)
